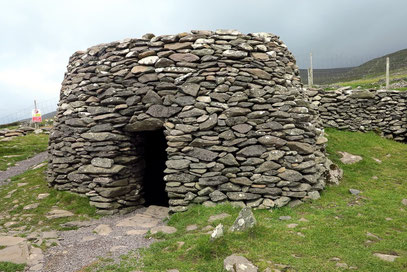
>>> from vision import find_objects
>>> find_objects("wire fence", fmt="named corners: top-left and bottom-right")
top-left (0, 97), bottom-right (59, 125)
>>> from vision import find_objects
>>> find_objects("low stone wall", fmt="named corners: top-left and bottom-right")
top-left (0, 127), bottom-right (36, 139)
top-left (308, 88), bottom-right (407, 142)
top-left (47, 30), bottom-right (333, 214)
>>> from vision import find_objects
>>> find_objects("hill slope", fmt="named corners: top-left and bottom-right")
top-left (300, 48), bottom-right (407, 85)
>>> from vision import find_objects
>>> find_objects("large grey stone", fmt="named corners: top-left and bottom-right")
top-left (229, 207), bottom-right (257, 232)
top-left (224, 255), bottom-right (258, 272)
top-left (146, 105), bottom-right (181, 118)
top-left (286, 142), bottom-right (314, 155)
top-left (219, 154), bottom-right (239, 166)
top-left (166, 159), bottom-right (191, 170)
top-left (209, 190), bottom-right (227, 202)
top-left (169, 53), bottom-right (199, 62)
top-left (78, 164), bottom-right (125, 174)
top-left (91, 158), bottom-right (114, 169)
top-left (124, 118), bottom-right (164, 132)
top-left (278, 170), bottom-right (303, 182)
top-left (227, 192), bottom-right (260, 201)
top-left (81, 132), bottom-right (127, 142)
top-left (338, 151), bottom-right (363, 164)
top-left (222, 50), bottom-right (248, 59)
top-left (199, 114), bottom-right (218, 130)
top-left (237, 145), bottom-right (267, 157)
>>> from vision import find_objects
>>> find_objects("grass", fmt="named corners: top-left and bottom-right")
top-left (0, 164), bottom-right (99, 233)
top-left (0, 134), bottom-right (49, 170)
top-left (0, 262), bottom-right (25, 272)
top-left (85, 128), bottom-right (407, 272)
top-left (301, 48), bottom-right (407, 85)
top-left (326, 71), bottom-right (407, 91)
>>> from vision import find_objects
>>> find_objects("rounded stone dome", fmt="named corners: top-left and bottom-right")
top-left (48, 30), bottom-right (330, 214)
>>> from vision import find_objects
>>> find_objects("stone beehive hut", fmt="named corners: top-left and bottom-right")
top-left (47, 30), bottom-right (331, 214)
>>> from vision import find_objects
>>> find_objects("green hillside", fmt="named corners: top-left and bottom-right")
top-left (300, 48), bottom-right (407, 85)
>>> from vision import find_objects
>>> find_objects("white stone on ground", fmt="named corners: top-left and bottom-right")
top-left (338, 151), bottom-right (362, 164)
top-left (210, 224), bottom-right (224, 241)
top-left (23, 203), bottom-right (39, 210)
top-left (37, 193), bottom-right (50, 200)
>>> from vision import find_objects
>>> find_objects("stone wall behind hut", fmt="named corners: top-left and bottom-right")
top-left (309, 88), bottom-right (407, 142)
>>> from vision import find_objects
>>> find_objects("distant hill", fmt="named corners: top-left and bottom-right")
top-left (300, 48), bottom-right (407, 85)
top-left (1, 110), bottom-right (58, 127)
top-left (42, 111), bottom-right (57, 120)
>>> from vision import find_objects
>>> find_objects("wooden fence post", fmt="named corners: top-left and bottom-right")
top-left (386, 57), bottom-right (390, 90)
top-left (309, 53), bottom-right (313, 88)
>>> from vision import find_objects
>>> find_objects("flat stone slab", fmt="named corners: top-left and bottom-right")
top-left (42, 231), bottom-right (58, 239)
top-left (338, 151), bottom-right (362, 164)
top-left (93, 224), bottom-right (112, 236)
top-left (126, 229), bottom-right (148, 236)
top-left (186, 224), bottom-right (198, 231)
top-left (0, 243), bottom-right (29, 264)
top-left (116, 214), bottom-right (159, 228)
top-left (81, 236), bottom-right (97, 242)
top-left (46, 209), bottom-right (74, 219)
top-left (373, 253), bottom-right (399, 262)
top-left (143, 205), bottom-right (169, 219)
top-left (208, 213), bottom-right (230, 222)
top-left (0, 235), bottom-right (26, 246)
top-left (150, 226), bottom-right (177, 234)
top-left (224, 255), bottom-right (258, 272)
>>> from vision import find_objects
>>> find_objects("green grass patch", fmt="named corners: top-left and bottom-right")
top-left (0, 134), bottom-right (49, 170)
top-left (0, 164), bottom-right (99, 233)
top-left (0, 262), bottom-right (25, 272)
top-left (87, 129), bottom-right (407, 272)
top-left (334, 71), bottom-right (407, 91)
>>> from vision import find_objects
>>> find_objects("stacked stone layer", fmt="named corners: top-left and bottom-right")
top-left (308, 88), bottom-right (407, 142)
top-left (47, 30), bottom-right (330, 214)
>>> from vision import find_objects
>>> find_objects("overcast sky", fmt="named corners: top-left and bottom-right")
top-left (0, 0), bottom-right (406, 122)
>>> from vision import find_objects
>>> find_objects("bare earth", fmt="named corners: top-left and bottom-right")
top-left (43, 205), bottom-right (170, 272)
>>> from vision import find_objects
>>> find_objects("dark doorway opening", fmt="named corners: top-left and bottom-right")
top-left (141, 130), bottom-right (169, 207)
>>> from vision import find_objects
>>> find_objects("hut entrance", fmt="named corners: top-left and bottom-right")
top-left (141, 129), bottom-right (169, 207)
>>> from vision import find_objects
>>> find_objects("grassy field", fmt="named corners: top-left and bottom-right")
top-left (0, 164), bottom-right (99, 234)
top-left (0, 133), bottom-right (49, 170)
top-left (85, 128), bottom-right (407, 272)
top-left (331, 71), bottom-right (407, 91)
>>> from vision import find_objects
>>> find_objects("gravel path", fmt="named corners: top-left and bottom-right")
top-left (0, 151), bottom-right (48, 186)
top-left (42, 206), bottom-right (170, 272)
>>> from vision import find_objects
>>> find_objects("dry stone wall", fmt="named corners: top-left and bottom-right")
top-left (47, 30), bottom-right (332, 214)
top-left (308, 88), bottom-right (407, 142)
